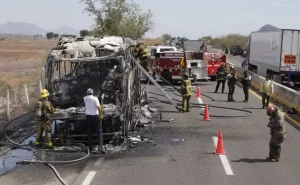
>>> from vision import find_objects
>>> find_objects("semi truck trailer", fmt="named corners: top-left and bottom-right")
top-left (247, 29), bottom-right (300, 87)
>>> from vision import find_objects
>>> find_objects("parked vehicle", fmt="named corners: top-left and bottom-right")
top-left (247, 29), bottom-right (300, 86)
top-left (150, 40), bottom-right (209, 83)
top-left (205, 52), bottom-right (227, 81)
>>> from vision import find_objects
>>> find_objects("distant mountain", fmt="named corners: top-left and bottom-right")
top-left (258, 24), bottom-right (281, 32)
top-left (0, 22), bottom-right (46, 35)
top-left (50, 26), bottom-right (79, 35)
top-left (0, 22), bottom-right (79, 36)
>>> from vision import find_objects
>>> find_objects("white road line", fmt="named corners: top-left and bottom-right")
top-left (197, 97), bottom-right (205, 110)
top-left (212, 136), bottom-right (234, 175)
top-left (227, 61), bottom-right (235, 66)
top-left (81, 171), bottom-right (97, 185)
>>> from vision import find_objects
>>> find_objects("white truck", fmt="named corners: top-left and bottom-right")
top-left (247, 29), bottom-right (300, 87)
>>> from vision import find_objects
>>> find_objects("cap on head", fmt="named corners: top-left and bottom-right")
top-left (87, 88), bottom-right (93, 95)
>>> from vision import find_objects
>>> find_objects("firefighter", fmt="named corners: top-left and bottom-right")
top-left (135, 42), bottom-right (152, 75)
top-left (227, 68), bottom-right (238, 102)
top-left (266, 106), bottom-right (286, 162)
top-left (229, 66), bottom-right (235, 93)
top-left (35, 89), bottom-right (57, 148)
top-left (260, 74), bottom-right (274, 109)
top-left (229, 66), bottom-right (235, 73)
top-left (242, 70), bottom-right (251, 103)
top-left (214, 62), bottom-right (227, 93)
top-left (180, 72), bottom-right (192, 112)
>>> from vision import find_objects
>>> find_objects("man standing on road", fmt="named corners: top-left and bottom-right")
top-left (215, 62), bottom-right (227, 93)
top-left (266, 106), bottom-right (286, 162)
top-left (35, 89), bottom-right (57, 148)
top-left (242, 58), bottom-right (247, 68)
top-left (260, 74), bottom-right (274, 109)
top-left (84, 88), bottom-right (105, 154)
top-left (242, 70), bottom-right (251, 103)
top-left (227, 68), bottom-right (238, 102)
top-left (180, 72), bottom-right (192, 112)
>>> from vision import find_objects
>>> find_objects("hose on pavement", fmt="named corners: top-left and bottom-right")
top-left (3, 112), bottom-right (91, 185)
top-left (150, 67), bottom-right (253, 118)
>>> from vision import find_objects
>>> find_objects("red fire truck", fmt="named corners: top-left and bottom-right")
top-left (149, 40), bottom-right (209, 83)
top-left (204, 51), bottom-right (227, 81)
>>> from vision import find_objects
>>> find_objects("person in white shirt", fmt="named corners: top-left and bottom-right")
top-left (83, 88), bottom-right (105, 153)
top-left (260, 75), bottom-right (274, 109)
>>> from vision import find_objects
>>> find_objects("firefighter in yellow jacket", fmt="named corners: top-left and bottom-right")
top-left (180, 72), bottom-right (192, 112)
top-left (135, 42), bottom-right (152, 75)
top-left (260, 74), bottom-right (274, 109)
top-left (35, 89), bottom-right (57, 148)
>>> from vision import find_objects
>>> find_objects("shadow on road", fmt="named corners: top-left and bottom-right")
top-left (231, 158), bottom-right (267, 163)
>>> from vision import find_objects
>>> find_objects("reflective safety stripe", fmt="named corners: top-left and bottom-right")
top-left (182, 80), bottom-right (192, 96)
top-left (263, 80), bottom-right (273, 95)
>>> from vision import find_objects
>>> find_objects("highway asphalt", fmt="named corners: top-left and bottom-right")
top-left (71, 81), bottom-right (300, 185)
top-left (1, 67), bottom-right (300, 184)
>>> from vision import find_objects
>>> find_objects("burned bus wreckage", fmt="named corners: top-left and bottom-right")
top-left (44, 36), bottom-right (151, 145)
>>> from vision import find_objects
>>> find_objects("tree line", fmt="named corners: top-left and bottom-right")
top-left (46, 32), bottom-right (60, 39)
top-left (200, 34), bottom-right (249, 50)
top-left (77, 0), bottom-right (249, 49)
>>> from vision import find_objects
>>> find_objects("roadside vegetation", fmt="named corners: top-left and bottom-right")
top-left (200, 34), bottom-right (249, 50)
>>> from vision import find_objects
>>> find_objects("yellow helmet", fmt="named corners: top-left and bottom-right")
top-left (40, 89), bottom-right (50, 99)
top-left (230, 66), bottom-right (234, 69)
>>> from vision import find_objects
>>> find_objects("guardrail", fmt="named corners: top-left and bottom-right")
top-left (226, 64), bottom-right (300, 113)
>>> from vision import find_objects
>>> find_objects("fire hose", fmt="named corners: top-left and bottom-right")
top-left (2, 57), bottom-right (251, 184)
top-left (3, 112), bottom-right (90, 185)
top-left (148, 66), bottom-right (253, 118)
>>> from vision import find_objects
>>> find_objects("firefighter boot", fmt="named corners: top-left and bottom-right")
top-left (35, 141), bottom-right (42, 147)
top-left (266, 143), bottom-right (274, 161)
top-left (45, 142), bottom-right (56, 149)
top-left (271, 145), bottom-right (281, 162)
top-left (227, 93), bottom-right (231, 102)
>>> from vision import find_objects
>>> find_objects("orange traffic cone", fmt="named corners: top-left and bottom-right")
top-left (203, 104), bottom-right (211, 121)
top-left (196, 86), bottom-right (201, 98)
top-left (215, 130), bottom-right (226, 155)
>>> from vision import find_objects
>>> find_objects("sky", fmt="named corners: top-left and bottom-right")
top-left (0, 0), bottom-right (299, 39)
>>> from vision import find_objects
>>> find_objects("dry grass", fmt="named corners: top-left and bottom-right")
top-left (0, 39), bottom-right (57, 89)
top-left (0, 39), bottom-right (57, 119)
top-left (140, 38), bottom-right (164, 46)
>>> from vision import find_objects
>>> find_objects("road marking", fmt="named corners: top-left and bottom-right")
top-left (81, 171), bottom-right (96, 185)
top-left (212, 136), bottom-right (234, 175)
top-left (227, 61), bottom-right (235, 66)
top-left (248, 88), bottom-right (300, 127)
top-left (226, 59), bottom-right (300, 127)
top-left (197, 97), bottom-right (205, 110)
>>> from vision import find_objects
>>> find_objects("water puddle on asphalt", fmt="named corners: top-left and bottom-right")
top-left (0, 136), bottom-right (35, 176)
top-left (0, 135), bottom-right (88, 176)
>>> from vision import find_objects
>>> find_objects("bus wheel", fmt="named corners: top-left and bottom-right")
top-left (162, 71), bottom-right (172, 85)
top-left (210, 76), bottom-right (216, 81)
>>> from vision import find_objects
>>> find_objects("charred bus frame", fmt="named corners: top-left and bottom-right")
top-left (44, 47), bottom-right (142, 145)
